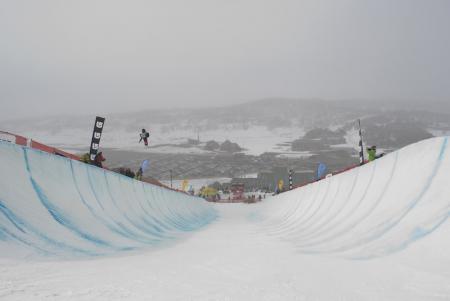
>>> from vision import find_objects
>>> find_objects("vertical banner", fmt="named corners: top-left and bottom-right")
top-left (358, 119), bottom-right (365, 165)
top-left (317, 163), bottom-right (327, 180)
top-left (181, 180), bottom-right (189, 191)
top-left (141, 160), bottom-right (150, 172)
top-left (288, 169), bottom-right (293, 190)
top-left (278, 179), bottom-right (284, 192)
top-left (89, 116), bottom-right (105, 161)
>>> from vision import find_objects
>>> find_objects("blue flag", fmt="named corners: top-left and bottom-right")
top-left (317, 163), bottom-right (327, 179)
top-left (141, 160), bottom-right (150, 172)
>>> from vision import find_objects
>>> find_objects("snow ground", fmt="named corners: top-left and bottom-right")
top-left (20, 125), bottom-right (304, 156)
top-left (1, 204), bottom-right (450, 300)
top-left (275, 152), bottom-right (314, 159)
top-left (1, 137), bottom-right (450, 300)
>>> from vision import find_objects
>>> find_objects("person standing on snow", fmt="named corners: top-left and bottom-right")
top-left (93, 151), bottom-right (106, 168)
top-left (79, 153), bottom-right (91, 164)
top-left (135, 167), bottom-right (143, 181)
top-left (367, 146), bottom-right (377, 162)
top-left (80, 152), bottom-right (105, 167)
top-left (135, 159), bottom-right (149, 181)
top-left (139, 129), bottom-right (150, 146)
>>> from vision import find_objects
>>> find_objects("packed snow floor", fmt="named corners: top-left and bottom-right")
top-left (1, 204), bottom-right (450, 301)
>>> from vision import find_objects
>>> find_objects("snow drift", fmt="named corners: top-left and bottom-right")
top-left (0, 141), bottom-right (217, 257)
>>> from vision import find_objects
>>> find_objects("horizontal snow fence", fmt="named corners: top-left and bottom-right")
top-left (255, 137), bottom-right (450, 259)
top-left (0, 141), bottom-right (217, 258)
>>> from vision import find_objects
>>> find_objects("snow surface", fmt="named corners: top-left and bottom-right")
top-left (1, 137), bottom-right (450, 300)
top-left (275, 152), bottom-right (314, 159)
top-left (20, 125), bottom-right (304, 156)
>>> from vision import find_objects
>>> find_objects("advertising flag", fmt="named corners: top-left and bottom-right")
top-left (89, 116), bottom-right (105, 161)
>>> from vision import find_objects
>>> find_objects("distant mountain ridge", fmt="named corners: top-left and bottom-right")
top-left (2, 98), bottom-right (449, 131)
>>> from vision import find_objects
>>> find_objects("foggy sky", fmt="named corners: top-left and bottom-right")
top-left (1, 0), bottom-right (449, 120)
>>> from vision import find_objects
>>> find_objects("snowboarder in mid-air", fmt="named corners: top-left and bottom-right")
top-left (139, 129), bottom-right (150, 147)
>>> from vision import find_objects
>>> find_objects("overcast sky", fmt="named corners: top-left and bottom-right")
top-left (1, 0), bottom-right (449, 120)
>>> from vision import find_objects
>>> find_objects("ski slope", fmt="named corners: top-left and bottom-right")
top-left (1, 137), bottom-right (450, 300)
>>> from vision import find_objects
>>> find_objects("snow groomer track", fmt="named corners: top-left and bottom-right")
top-left (1, 137), bottom-right (450, 300)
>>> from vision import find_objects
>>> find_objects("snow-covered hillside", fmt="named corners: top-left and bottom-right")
top-left (1, 117), bottom-right (307, 156)
top-left (61, 124), bottom-right (305, 156)
top-left (1, 137), bottom-right (450, 299)
top-left (1, 99), bottom-right (447, 156)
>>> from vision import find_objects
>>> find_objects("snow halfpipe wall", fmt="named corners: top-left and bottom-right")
top-left (0, 141), bottom-right (218, 257)
top-left (0, 137), bottom-right (449, 260)
top-left (255, 136), bottom-right (450, 259)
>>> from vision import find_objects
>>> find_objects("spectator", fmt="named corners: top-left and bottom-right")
top-left (367, 146), bottom-right (377, 162)
top-left (79, 153), bottom-right (91, 164)
top-left (93, 152), bottom-right (105, 168)
top-left (135, 167), bottom-right (143, 181)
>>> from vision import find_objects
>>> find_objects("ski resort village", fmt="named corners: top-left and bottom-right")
top-left (1, 0), bottom-right (450, 300)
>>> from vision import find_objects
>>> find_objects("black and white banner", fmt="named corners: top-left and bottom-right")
top-left (358, 119), bottom-right (364, 165)
top-left (288, 169), bottom-right (293, 190)
top-left (89, 116), bottom-right (105, 161)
